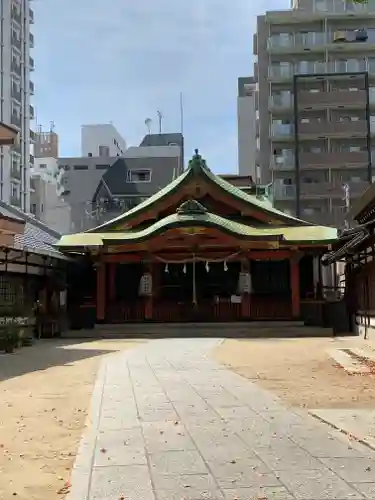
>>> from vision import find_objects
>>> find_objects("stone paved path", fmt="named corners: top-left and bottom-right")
top-left (68, 339), bottom-right (375, 500)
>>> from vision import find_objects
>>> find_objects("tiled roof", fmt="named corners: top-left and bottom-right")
top-left (88, 150), bottom-right (310, 233)
top-left (58, 199), bottom-right (338, 249)
top-left (0, 202), bottom-right (66, 258)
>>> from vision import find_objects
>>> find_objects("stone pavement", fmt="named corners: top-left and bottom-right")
top-left (68, 339), bottom-right (375, 500)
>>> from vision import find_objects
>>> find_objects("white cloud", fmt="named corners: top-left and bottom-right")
top-left (33, 0), bottom-right (288, 171)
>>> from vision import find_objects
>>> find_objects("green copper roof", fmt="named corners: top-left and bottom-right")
top-left (87, 150), bottom-right (309, 233)
top-left (57, 199), bottom-right (337, 250)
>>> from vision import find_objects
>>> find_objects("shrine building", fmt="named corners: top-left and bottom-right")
top-left (57, 150), bottom-right (338, 325)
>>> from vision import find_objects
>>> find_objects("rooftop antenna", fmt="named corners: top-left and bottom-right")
top-left (145, 118), bottom-right (152, 135)
top-left (157, 110), bottom-right (163, 134)
top-left (50, 121), bottom-right (55, 133)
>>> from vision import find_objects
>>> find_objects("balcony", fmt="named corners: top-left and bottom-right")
top-left (269, 95), bottom-right (293, 113)
top-left (29, 8), bottom-right (34, 24)
top-left (11, 166), bottom-right (21, 181)
top-left (30, 154), bottom-right (34, 165)
top-left (11, 6), bottom-right (22, 25)
top-left (327, 34), bottom-right (375, 54)
top-left (267, 33), bottom-right (327, 55)
top-left (11, 84), bottom-right (21, 103)
top-left (268, 66), bottom-right (294, 82)
top-left (274, 184), bottom-right (296, 200)
top-left (300, 181), bottom-right (369, 199)
top-left (270, 124), bottom-right (293, 140)
top-left (29, 81), bottom-right (34, 95)
top-left (272, 154), bottom-right (295, 171)
top-left (11, 60), bottom-right (21, 76)
top-left (29, 33), bottom-right (34, 48)
top-left (30, 129), bottom-right (35, 142)
top-left (298, 90), bottom-right (367, 110)
top-left (29, 57), bottom-right (34, 71)
top-left (11, 114), bottom-right (21, 129)
top-left (298, 120), bottom-right (367, 138)
top-left (29, 105), bottom-right (34, 120)
top-left (299, 151), bottom-right (369, 169)
top-left (11, 34), bottom-right (22, 51)
top-left (10, 194), bottom-right (21, 207)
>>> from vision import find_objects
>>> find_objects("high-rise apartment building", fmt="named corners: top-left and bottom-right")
top-left (1, 0), bottom-right (34, 211)
top-left (237, 77), bottom-right (257, 179)
top-left (254, 0), bottom-right (375, 227)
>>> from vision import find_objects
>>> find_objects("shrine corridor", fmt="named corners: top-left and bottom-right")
top-left (67, 339), bottom-right (375, 500)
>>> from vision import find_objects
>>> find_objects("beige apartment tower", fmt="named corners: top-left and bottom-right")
top-left (254, 0), bottom-right (375, 226)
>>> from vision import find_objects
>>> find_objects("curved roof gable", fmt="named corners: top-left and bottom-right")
top-left (87, 149), bottom-right (311, 233)
top-left (57, 199), bottom-right (337, 250)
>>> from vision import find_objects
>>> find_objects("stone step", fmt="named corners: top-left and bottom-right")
top-left (64, 322), bottom-right (334, 339)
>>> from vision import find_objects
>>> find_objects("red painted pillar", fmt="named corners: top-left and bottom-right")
top-left (96, 263), bottom-right (106, 322)
top-left (291, 255), bottom-right (300, 319)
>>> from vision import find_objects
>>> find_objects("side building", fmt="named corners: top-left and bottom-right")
top-left (59, 133), bottom-right (184, 231)
top-left (254, 0), bottom-right (375, 227)
top-left (2, 0), bottom-right (34, 211)
top-left (237, 77), bottom-right (257, 179)
top-left (81, 124), bottom-right (127, 157)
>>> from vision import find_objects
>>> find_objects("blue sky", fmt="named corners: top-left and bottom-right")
top-left (33, 0), bottom-right (287, 173)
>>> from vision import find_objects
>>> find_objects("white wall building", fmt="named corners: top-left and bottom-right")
top-left (1, 0), bottom-right (34, 211)
top-left (237, 77), bottom-right (257, 179)
top-left (32, 156), bottom-right (61, 188)
top-left (30, 170), bottom-right (72, 234)
top-left (81, 124), bottom-right (127, 158)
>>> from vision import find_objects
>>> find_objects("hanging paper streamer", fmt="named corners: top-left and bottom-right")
top-left (183, 263), bottom-right (187, 274)
top-left (205, 261), bottom-right (210, 272)
top-left (224, 260), bottom-right (228, 272)
top-left (164, 263), bottom-right (169, 273)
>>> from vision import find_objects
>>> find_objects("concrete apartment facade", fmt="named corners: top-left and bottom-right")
top-left (254, 0), bottom-right (375, 227)
top-left (81, 124), bottom-right (127, 157)
top-left (1, 0), bottom-right (34, 211)
top-left (237, 77), bottom-right (257, 179)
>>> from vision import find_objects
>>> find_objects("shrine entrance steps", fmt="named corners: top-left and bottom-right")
top-left (64, 321), bottom-right (334, 339)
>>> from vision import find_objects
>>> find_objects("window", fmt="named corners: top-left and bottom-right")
top-left (127, 169), bottom-right (152, 183)
top-left (39, 163), bottom-right (47, 169)
top-left (95, 164), bottom-right (109, 170)
top-left (31, 203), bottom-right (36, 214)
top-left (73, 165), bottom-right (88, 170)
top-left (0, 276), bottom-right (17, 306)
top-left (99, 145), bottom-right (110, 157)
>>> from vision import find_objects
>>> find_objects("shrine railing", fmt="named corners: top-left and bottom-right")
top-left (105, 295), bottom-right (292, 323)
